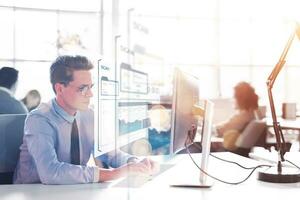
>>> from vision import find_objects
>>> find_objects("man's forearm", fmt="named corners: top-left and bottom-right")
top-left (98, 168), bottom-right (123, 182)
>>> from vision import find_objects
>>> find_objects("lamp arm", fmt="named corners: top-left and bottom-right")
top-left (267, 32), bottom-right (295, 88)
top-left (266, 30), bottom-right (296, 164)
top-left (267, 87), bottom-right (286, 163)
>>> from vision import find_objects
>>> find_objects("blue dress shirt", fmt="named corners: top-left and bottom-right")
top-left (14, 99), bottom-right (131, 184)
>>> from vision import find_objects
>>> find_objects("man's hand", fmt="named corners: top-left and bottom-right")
top-left (140, 158), bottom-right (160, 175)
top-left (98, 158), bottom-right (160, 182)
top-left (121, 157), bottom-right (160, 177)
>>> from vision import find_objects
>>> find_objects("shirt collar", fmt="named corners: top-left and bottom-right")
top-left (52, 99), bottom-right (77, 123)
top-left (0, 86), bottom-right (13, 96)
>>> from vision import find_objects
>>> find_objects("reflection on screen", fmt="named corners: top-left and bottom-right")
top-left (95, 62), bottom-right (152, 157)
top-left (101, 77), bottom-right (118, 96)
top-left (120, 63), bottom-right (148, 94)
top-left (119, 103), bottom-right (150, 135)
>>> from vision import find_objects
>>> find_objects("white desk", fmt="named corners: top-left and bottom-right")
top-left (265, 117), bottom-right (300, 131)
top-left (2, 152), bottom-right (300, 200)
top-left (265, 117), bottom-right (300, 149)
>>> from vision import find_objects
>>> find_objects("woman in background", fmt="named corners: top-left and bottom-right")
top-left (21, 89), bottom-right (41, 112)
top-left (216, 82), bottom-right (262, 135)
top-left (215, 82), bottom-right (263, 151)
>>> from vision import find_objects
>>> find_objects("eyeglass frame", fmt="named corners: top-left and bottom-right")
top-left (60, 82), bottom-right (94, 96)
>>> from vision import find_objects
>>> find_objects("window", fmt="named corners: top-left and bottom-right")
top-left (0, 2), bottom-right (102, 102)
top-left (15, 61), bottom-right (53, 102)
top-left (15, 10), bottom-right (57, 60)
top-left (0, 8), bottom-right (14, 59)
top-left (1, 0), bottom-right (300, 103)
top-left (58, 12), bottom-right (100, 55)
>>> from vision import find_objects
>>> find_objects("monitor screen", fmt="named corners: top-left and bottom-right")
top-left (170, 68), bottom-right (200, 154)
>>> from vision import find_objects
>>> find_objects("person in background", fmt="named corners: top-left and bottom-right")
top-left (21, 90), bottom-right (41, 112)
top-left (14, 55), bottom-right (159, 185)
top-left (0, 67), bottom-right (27, 114)
top-left (214, 82), bottom-right (262, 151)
top-left (216, 82), bottom-right (262, 135)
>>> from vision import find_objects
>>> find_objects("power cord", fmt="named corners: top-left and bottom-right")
top-left (189, 133), bottom-right (300, 171)
top-left (285, 159), bottom-right (300, 170)
top-left (185, 143), bottom-right (272, 185)
top-left (187, 132), bottom-right (271, 170)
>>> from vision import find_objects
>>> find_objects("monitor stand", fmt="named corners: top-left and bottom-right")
top-left (170, 179), bottom-right (213, 188)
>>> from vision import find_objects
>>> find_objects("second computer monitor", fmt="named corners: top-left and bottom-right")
top-left (170, 68), bottom-right (200, 154)
top-left (169, 68), bottom-right (215, 187)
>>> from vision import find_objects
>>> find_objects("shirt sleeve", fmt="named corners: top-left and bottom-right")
top-left (25, 114), bottom-right (96, 185)
top-left (93, 166), bottom-right (100, 183)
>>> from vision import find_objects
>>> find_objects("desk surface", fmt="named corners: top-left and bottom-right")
top-left (2, 152), bottom-right (300, 200)
top-left (265, 117), bottom-right (300, 130)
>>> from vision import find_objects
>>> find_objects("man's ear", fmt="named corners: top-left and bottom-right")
top-left (54, 83), bottom-right (64, 95)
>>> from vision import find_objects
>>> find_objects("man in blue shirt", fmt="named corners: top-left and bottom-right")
top-left (14, 55), bottom-right (157, 184)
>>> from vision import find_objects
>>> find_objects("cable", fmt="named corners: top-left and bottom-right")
top-left (185, 143), bottom-right (272, 185)
top-left (285, 160), bottom-right (300, 170)
top-left (197, 141), bottom-right (269, 170)
top-left (187, 133), bottom-right (270, 170)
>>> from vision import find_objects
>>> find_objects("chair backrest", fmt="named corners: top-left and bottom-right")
top-left (0, 114), bottom-right (26, 184)
top-left (235, 120), bottom-right (267, 149)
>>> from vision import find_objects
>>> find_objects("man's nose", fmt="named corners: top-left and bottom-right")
top-left (86, 88), bottom-right (93, 97)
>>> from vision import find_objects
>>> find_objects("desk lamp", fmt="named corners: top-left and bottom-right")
top-left (258, 23), bottom-right (300, 183)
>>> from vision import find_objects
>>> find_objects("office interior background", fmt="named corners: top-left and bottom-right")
top-left (1, 0), bottom-right (300, 114)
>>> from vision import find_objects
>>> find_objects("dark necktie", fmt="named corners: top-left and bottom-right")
top-left (70, 119), bottom-right (80, 165)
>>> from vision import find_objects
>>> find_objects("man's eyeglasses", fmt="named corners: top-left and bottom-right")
top-left (77, 84), bottom-right (94, 96)
top-left (61, 82), bottom-right (94, 96)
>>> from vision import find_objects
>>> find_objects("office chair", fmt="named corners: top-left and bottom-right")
top-left (233, 120), bottom-right (267, 157)
top-left (0, 114), bottom-right (26, 184)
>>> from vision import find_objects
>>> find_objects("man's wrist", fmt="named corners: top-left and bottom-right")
top-left (98, 168), bottom-right (121, 182)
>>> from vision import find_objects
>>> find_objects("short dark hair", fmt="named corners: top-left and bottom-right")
top-left (50, 55), bottom-right (94, 93)
top-left (234, 82), bottom-right (259, 110)
top-left (0, 67), bottom-right (19, 89)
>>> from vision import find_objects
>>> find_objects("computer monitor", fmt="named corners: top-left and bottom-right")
top-left (170, 68), bottom-right (214, 187)
top-left (199, 100), bottom-right (214, 185)
top-left (170, 68), bottom-right (200, 154)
